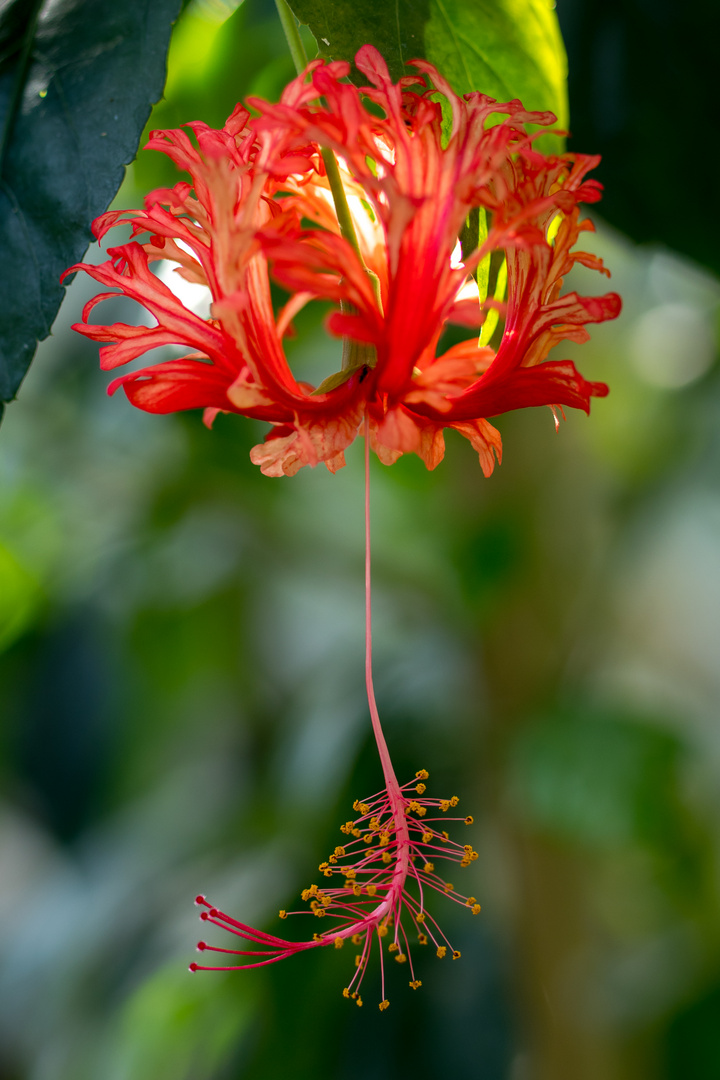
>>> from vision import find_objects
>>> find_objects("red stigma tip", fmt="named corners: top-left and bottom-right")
top-left (197, 942), bottom-right (207, 951)
top-left (195, 895), bottom-right (206, 905)
top-left (209, 908), bottom-right (219, 917)
top-left (200, 911), bottom-right (209, 921)
top-left (189, 963), bottom-right (199, 972)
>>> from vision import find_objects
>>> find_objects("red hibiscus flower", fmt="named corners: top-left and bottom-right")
top-left (63, 46), bottom-right (620, 477)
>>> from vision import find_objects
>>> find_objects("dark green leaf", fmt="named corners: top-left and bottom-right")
top-left (287, 0), bottom-right (567, 136)
top-left (0, 0), bottom-right (182, 414)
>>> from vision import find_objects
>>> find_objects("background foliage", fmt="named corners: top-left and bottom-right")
top-left (1, 1), bottom-right (720, 1079)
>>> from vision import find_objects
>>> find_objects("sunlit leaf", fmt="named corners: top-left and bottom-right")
top-left (287, 0), bottom-right (567, 143)
top-left (0, 0), bottom-right (182, 417)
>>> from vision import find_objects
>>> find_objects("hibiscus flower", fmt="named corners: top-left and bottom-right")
top-left (63, 46), bottom-right (620, 477)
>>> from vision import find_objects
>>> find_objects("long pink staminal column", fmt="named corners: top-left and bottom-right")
top-left (191, 414), bottom-right (481, 1008)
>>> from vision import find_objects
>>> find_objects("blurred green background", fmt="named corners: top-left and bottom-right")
top-left (2, 1), bottom-right (720, 1078)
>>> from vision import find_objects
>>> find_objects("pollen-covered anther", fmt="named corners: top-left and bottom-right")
top-left (409, 979), bottom-right (422, 989)
top-left (352, 828), bottom-right (361, 838)
top-left (452, 950), bottom-right (462, 960)
top-left (388, 942), bottom-right (398, 953)
top-left (464, 816), bottom-right (474, 825)
top-left (356, 996), bottom-right (363, 1008)
top-left (437, 946), bottom-right (447, 958)
top-left (352, 884), bottom-right (362, 896)
top-left (340, 821), bottom-right (354, 835)
top-left (423, 862), bottom-right (434, 873)
top-left (379, 1000), bottom-right (390, 1011)
top-left (378, 832), bottom-right (391, 846)
top-left (369, 817), bottom-right (381, 831)
top-left (354, 955), bottom-right (363, 968)
top-left (472, 904), bottom-right (482, 915)
top-left (395, 952), bottom-right (407, 964)
top-left (351, 933), bottom-right (362, 945)
top-left (444, 882), bottom-right (454, 891)
top-left (382, 851), bottom-right (392, 864)
top-left (422, 831), bottom-right (433, 843)
top-left (366, 884), bottom-right (377, 896)
top-left (407, 801), bottom-right (427, 817)
top-left (440, 800), bottom-right (451, 812)
top-left (415, 783), bottom-right (426, 794)
top-left (345, 868), bottom-right (357, 880)
top-left (450, 796), bottom-right (459, 807)
top-left (318, 862), bottom-right (330, 872)
top-left (334, 936), bottom-right (344, 949)
top-left (353, 801), bottom-right (370, 814)
top-left (279, 909), bottom-right (287, 919)
top-left (342, 988), bottom-right (351, 998)
top-left (377, 924), bottom-right (388, 937)
top-left (334, 846), bottom-right (346, 858)
top-left (418, 933), bottom-right (428, 945)
top-left (416, 770), bottom-right (429, 780)
top-left (466, 896), bottom-right (477, 906)
top-left (301, 884), bottom-right (318, 901)
top-left (416, 912), bottom-right (426, 923)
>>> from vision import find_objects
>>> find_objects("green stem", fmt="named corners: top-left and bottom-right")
top-left (274, 0), bottom-right (364, 263)
top-left (274, 0), bottom-right (308, 75)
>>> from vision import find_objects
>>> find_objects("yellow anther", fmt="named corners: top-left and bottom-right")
top-left (279, 910), bottom-right (287, 919)
top-left (334, 936), bottom-right (344, 949)
top-left (379, 1000), bottom-right (390, 1011)
top-left (366, 885), bottom-right (377, 896)
top-left (352, 829), bottom-right (361, 838)
top-left (313, 908), bottom-right (326, 917)
top-left (464, 845), bottom-right (473, 854)
top-left (377, 924), bottom-right (388, 937)
top-left (444, 882), bottom-right (454, 891)
top-left (450, 796), bottom-right (459, 807)
top-left (341, 822), bottom-right (354, 834)
top-left (440, 800), bottom-right (450, 812)
top-left (313, 933), bottom-right (321, 941)
top-left (460, 858), bottom-right (471, 868)
top-left (363, 834), bottom-right (373, 844)
top-left (356, 996), bottom-right (363, 1007)
top-left (334, 846), bottom-right (346, 858)
top-left (382, 851), bottom-right (392, 864)
top-left (437, 946), bottom-right (447, 958)
top-left (323, 869), bottom-right (333, 877)
top-left (423, 862), bottom-right (434, 873)
top-left (418, 933), bottom-right (428, 945)
top-left (354, 954), bottom-right (363, 967)
top-left (369, 817), bottom-right (381, 830)
top-left (464, 816), bottom-right (474, 825)
top-left (471, 851), bottom-right (479, 860)
top-left (318, 862), bottom-right (330, 872)
top-left (352, 884), bottom-right (362, 897)
top-left (378, 832), bottom-right (391, 846)
top-left (342, 988), bottom-right (350, 998)
top-left (416, 769), bottom-right (429, 780)
top-left (466, 897), bottom-right (477, 906)
top-left (472, 904), bottom-right (482, 915)
top-left (395, 953), bottom-right (407, 964)
top-left (416, 912), bottom-right (425, 923)
top-left (409, 979), bottom-right (422, 989)
top-left (345, 868), bottom-right (357, 880)
top-left (407, 801), bottom-right (427, 817)
top-left (422, 831), bottom-right (433, 843)
top-left (328, 855), bottom-right (337, 864)
top-left (452, 950), bottom-right (461, 960)
top-left (388, 942), bottom-right (398, 953)
top-left (351, 933), bottom-right (362, 945)
top-left (321, 894), bottom-right (332, 906)
top-left (415, 783), bottom-right (426, 794)
top-left (441, 831), bottom-right (449, 842)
